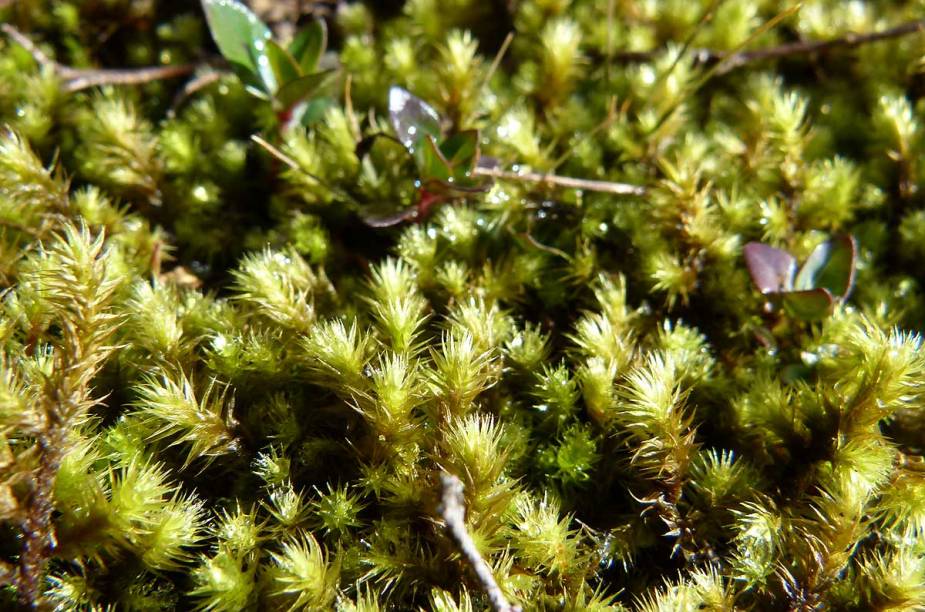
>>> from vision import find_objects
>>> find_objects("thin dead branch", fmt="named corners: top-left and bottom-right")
top-left (439, 474), bottom-right (521, 612)
top-left (609, 19), bottom-right (925, 75)
top-left (169, 70), bottom-right (227, 117)
top-left (2, 24), bottom-right (199, 93)
top-left (714, 19), bottom-right (925, 75)
top-left (251, 134), bottom-right (302, 172)
top-left (473, 166), bottom-right (647, 196)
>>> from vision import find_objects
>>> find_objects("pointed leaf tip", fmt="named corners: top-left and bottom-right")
top-left (744, 242), bottom-right (796, 294)
top-left (289, 19), bottom-right (327, 74)
top-left (388, 86), bottom-right (442, 151)
top-left (265, 39), bottom-right (301, 92)
top-left (201, 0), bottom-right (271, 76)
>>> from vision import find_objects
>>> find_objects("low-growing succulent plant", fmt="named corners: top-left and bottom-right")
top-left (745, 235), bottom-right (857, 321)
top-left (202, 0), bottom-right (332, 129)
top-left (359, 86), bottom-right (494, 226)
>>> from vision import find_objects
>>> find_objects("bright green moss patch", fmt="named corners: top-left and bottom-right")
top-left (2, 1), bottom-right (925, 610)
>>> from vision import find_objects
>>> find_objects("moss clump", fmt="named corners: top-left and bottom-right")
top-left (2, 1), bottom-right (925, 610)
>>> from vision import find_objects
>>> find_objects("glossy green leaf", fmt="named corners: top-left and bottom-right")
top-left (794, 235), bottom-right (856, 299)
top-left (782, 288), bottom-right (834, 321)
top-left (231, 65), bottom-right (269, 95)
top-left (439, 130), bottom-right (480, 171)
top-left (245, 39), bottom-right (276, 94)
top-left (416, 135), bottom-right (452, 182)
top-left (265, 40), bottom-right (302, 92)
top-left (275, 71), bottom-right (334, 112)
top-left (289, 19), bottom-right (327, 74)
top-left (201, 0), bottom-right (271, 78)
top-left (389, 87), bottom-right (442, 151)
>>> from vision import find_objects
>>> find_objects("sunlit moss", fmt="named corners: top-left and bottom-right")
top-left (1, 0), bottom-right (925, 609)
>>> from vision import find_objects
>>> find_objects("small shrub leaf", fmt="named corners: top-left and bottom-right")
top-left (439, 130), bottom-right (480, 171)
top-left (289, 19), bottom-right (327, 74)
top-left (201, 0), bottom-right (271, 81)
top-left (794, 235), bottom-right (856, 299)
top-left (388, 86), bottom-right (442, 151)
top-left (417, 136), bottom-right (453, 182)
top-left (265, 40), bottom-right (302, 92)
top-left (744, 242), bottom-right (796, 294)
top-left (782, 288), bottom-right (834, 321)
top-left (275, 71), bottom-right (333, 111)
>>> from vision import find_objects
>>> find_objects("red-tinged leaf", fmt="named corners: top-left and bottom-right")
top-left (388, 86), bottom-right (442, 151)
top-left (744, 242), bottom-right (797, 294)
top-left (415, 189), bottom-right (444, 219)
top-left (782, 288), bottom-right (834, 321)
top-left (361, 188), bottom-right (450, 227)
top-left (794, 234), bottom-right (856, 300)
top-left (361, 206), bottom-right (420, 227)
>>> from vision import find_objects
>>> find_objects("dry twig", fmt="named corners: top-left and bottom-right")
top-left (439, 474), bottom-right (521, 612)
top-left (169, 71), bottom-right (227, 117)
top-left (2, 24), bottom-right (199, 93)
top-left (610, 18), bottom-right (925, 75)
top-left (474, 166), bottom-right (646, 196)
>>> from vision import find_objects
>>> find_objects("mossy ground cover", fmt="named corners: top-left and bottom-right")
top-left (1, 1), bottom-right (925, 610)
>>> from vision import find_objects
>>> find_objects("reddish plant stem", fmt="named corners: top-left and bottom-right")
top-left (17, 427), bottom-right (66, 609)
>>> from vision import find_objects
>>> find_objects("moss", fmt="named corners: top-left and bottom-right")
top-left (2, 0), bottom-right (925, 610)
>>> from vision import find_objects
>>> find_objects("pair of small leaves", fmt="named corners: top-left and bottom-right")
top-left (387, 87), bottom-right (491, 198)
top-left (744, 235), bottom-right (856, 321)
top-left (202, 0), bottom-right (331, 123)
top-left (358, 87), bottom-right (495, 227)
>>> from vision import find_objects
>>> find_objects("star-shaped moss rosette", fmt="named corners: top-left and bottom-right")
top-left (362, 87), bottom-right (493, 227)
top-left (202, 0), bottom-right (332, 129)
top-left (744, 235), bottom-right (857, 321)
